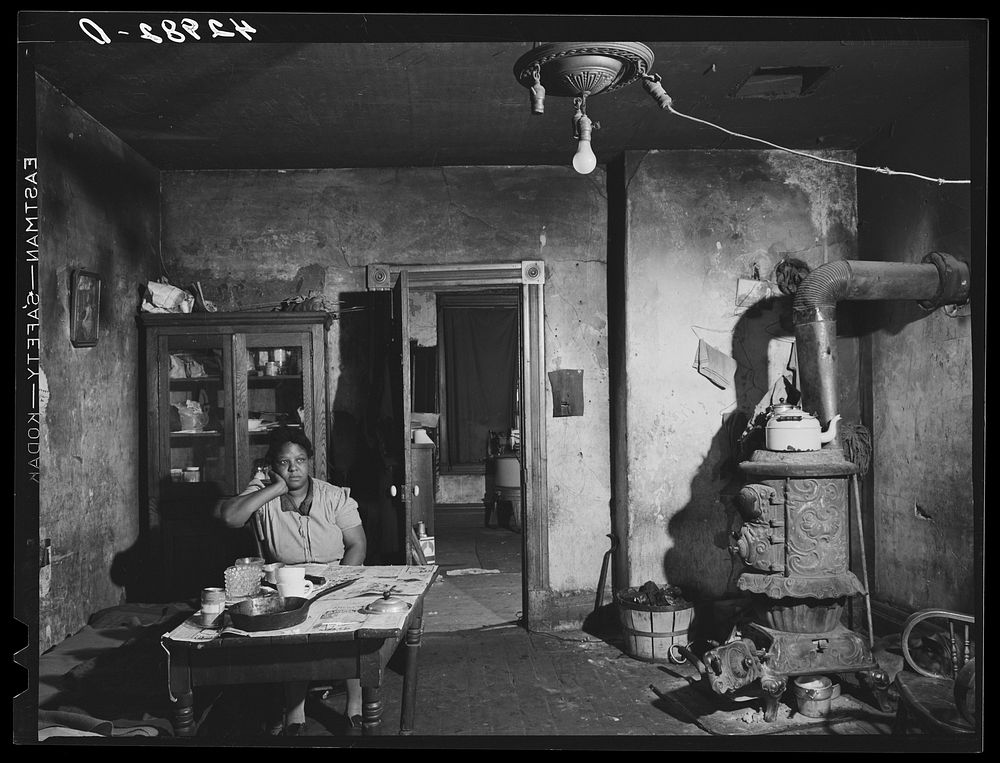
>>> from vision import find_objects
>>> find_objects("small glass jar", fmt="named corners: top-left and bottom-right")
top-left (224, 564), bottom-right (262, 599)
top-left (272, 348), bottom-right (287, 372)
top-left (201, 587), bottom-right (227, 615)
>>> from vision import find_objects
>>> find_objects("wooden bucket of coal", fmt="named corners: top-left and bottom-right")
top-left (615, 590), bottom-right (693, 664)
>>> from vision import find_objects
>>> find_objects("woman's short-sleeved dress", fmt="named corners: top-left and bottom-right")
top-left (241, 475), bottom-right (362, 565)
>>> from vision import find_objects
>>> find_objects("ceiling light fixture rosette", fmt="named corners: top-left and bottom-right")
top-left (514, 42), bottom-right (656, 174)
top-left (513, 42), bottom-right (655, 100)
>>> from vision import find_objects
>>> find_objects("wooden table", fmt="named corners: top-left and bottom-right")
top-left (161, 565), bottom-right (438, 737)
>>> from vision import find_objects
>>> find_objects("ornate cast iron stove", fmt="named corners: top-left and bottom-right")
top-left (682, 253), bottom-right (970, 721)
top-left (699, 448), bottom-right (891, 721)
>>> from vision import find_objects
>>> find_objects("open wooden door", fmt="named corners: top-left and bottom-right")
top-left (366, 265), bottom-right (415, 563)
top-left (393, 271), bottom-right (417, 562)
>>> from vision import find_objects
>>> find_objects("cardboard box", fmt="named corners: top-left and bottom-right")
top-left (419, 536), bottom-right (436, 564)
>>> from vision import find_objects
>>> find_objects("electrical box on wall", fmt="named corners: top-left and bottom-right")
top-left (549, 369), bottom-right (584, 417)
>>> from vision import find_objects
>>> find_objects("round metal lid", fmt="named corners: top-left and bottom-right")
top-left (362, 590), bottom-right (412, 614)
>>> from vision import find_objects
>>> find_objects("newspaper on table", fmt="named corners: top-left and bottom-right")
top-left (165, 565), bottom-right (437, 643)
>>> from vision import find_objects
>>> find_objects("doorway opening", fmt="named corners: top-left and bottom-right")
top-left (413, 288), bottom-right (523, 628)
top-left (364, 261), bottom-right (548, 632)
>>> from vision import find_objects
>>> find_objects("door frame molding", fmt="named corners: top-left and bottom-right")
top-left (367, 261), bottom-right (548, 626)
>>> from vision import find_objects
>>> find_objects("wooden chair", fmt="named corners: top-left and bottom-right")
top-left (893, 608), bottom-right (977, 735)
top-left (249, 511), bottom-right (267, 559)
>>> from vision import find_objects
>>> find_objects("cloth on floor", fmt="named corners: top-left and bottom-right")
top-left (38, 709), bottom-right (112, 737)
top-left (692, 339), bottom-right (738, 390)
top-left (38, 624), bottom-right (135, 710)
top-left (38, 727), bottom-right (105, 739)
top-left (61, 604), bottom-right (193, 713)
top-left (38, 602), bottom-right (197, 738)
top-left (38, 709), bottom-right (174, 739)
top-left (87, 601), bottom-right (195, 630)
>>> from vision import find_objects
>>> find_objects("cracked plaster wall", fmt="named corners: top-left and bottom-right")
top-left (160, 166), bottom-right (610, 593)
top-left (617, 149), bottom-right (859, 600)
top-left (36, 77), bottom-right (161, 652)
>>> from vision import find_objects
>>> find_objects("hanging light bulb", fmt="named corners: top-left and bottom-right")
top-left (571, 97), bottom-right (598, 175)
top-left (572, 115), bottom-right (597, 175)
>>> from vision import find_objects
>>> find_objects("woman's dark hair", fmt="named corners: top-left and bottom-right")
top-left (265, 426), bottom-right (314, 465)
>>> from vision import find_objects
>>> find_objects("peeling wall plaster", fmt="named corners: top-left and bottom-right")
top-left (617, 150), bottom-right (859, 599)
top-left (766, 150), bottom-right (858, 262)
top-left (36, 77), bottom-right (161, 653)
top-left (408, 290), bottom-right (437, 348)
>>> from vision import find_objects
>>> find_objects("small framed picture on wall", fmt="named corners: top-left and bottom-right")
top-left (70, 269), bottom-right (102, 347)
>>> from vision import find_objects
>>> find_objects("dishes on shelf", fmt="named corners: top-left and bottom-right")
top-left (170, 375), bottom-right (222, 385)
top-left (170, 424), bottom-right (301, 434)
top-left (248, 421), bottom-right (301, 433)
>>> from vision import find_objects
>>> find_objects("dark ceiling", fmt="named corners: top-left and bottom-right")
top-left (25, 14), bottom-right (977, 172)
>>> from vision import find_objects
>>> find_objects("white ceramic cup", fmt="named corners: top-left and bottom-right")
top-left (275, 566), bottom-right (305, 584)
top-left (263, 562), bottom-right (284, 584)
top-left (277, 580), bottom-right (313, 598)
top-left (275, 566), bottom-right (312, 597)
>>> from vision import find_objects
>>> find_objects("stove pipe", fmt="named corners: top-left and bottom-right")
top-left (792, 252), bottom-right (970, 446)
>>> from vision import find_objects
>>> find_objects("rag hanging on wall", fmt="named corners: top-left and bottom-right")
top-left (692, 338), bottom-right (738, 390)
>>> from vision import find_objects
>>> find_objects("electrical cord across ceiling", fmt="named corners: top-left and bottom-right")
top-left (661, 95), bottom-right (972, 186)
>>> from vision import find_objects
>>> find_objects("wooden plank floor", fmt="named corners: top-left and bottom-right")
top-left (423, 504), bottom-right (523, 633)
top-left (196, 505), bottom-right (910, 744)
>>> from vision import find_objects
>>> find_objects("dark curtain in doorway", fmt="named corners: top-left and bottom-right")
top-left (442, 307), bottom-right (517, 465)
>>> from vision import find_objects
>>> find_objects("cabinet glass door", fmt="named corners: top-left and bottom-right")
top-left (163, 334), bottom-right (230, 495)
top-left (243, 334), bottom-right (311, 485)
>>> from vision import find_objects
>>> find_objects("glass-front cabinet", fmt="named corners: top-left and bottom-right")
top-left (140, 312), bottom-right (330, 600)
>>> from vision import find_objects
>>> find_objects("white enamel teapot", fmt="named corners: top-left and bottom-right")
top-left (764, 404), bottom-right (841, 452)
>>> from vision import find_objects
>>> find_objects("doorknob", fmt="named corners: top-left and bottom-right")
top-left (413, 485), bottom-right (420, 497)
top-left (389, 485), bottom-right (398, 498)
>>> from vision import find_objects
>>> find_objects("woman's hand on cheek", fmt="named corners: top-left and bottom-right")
top-left (268, 468), bottom-right (289, 495)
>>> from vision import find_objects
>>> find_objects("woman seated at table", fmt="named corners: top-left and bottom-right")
top-left (216, 426), bottom-right (367, 736)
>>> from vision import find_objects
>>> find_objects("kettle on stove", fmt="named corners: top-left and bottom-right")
top-left (764, 404), bottom-right (841, 452)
